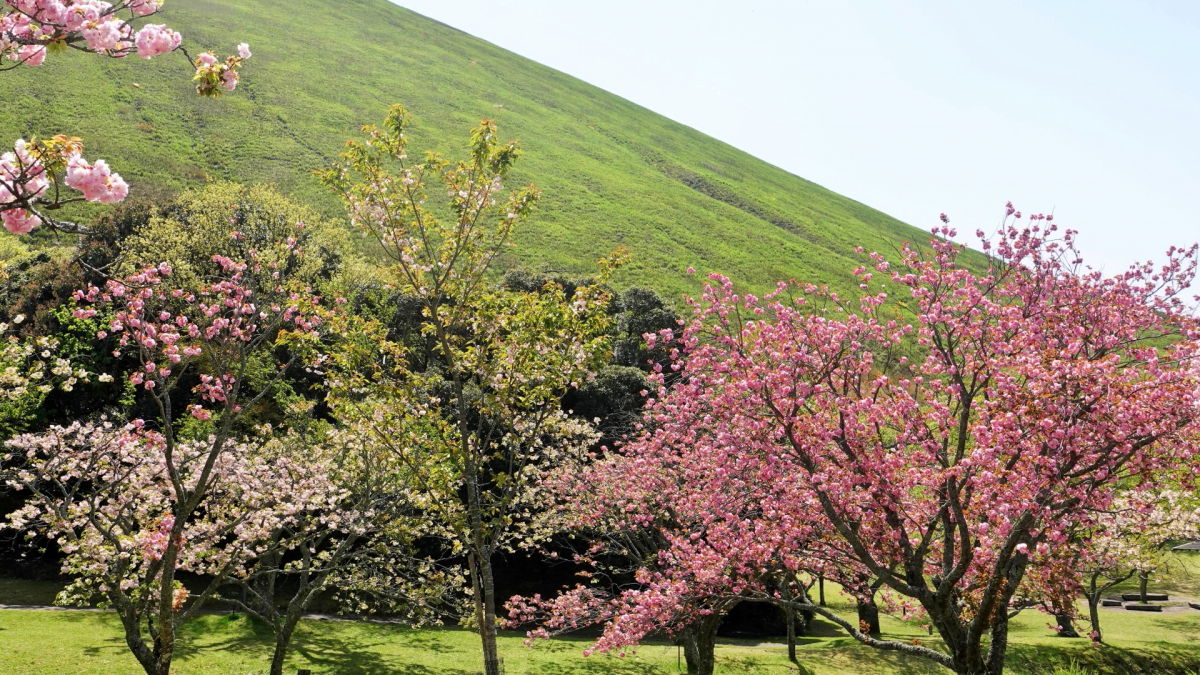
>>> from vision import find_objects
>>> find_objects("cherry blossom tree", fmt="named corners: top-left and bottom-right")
top-left (505, 415), bottom-right (824, 675)
top-left (1, 1), bottom-right (250, 234)
top-left (3, 422), bottom-right (339, 675)
top-left (6, 234), bottom-right (331, 674)
top-left (219, 424), bottom-right (459, 675)
top-left (518, 216), bottom-right (1200, 675)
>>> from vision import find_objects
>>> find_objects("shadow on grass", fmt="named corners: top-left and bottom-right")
top-left (178, 614), bottom-right (434, 674)
top-left (512, 632), bottom-right (668, 675)
top-left (289, 628), bottom-right (446, 675)
top-left (1006, 642), bottom-right (1200, 674)
top-left (80, 634), bottom-right (128, 659)
top-left (393, 626), bottom-right (459, 654)
top-left (1150, 616), bottom-right (1200, 642)
top-left (515, 659), bottom-right (665, 675)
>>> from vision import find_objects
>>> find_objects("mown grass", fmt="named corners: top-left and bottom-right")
top-left (0, 0), bottom-right (935, 300)
top-left (3, 557), bottom-right (1199, 674)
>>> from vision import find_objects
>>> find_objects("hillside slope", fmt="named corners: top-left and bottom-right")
top-left (1, 0), bottom-right (932, 298)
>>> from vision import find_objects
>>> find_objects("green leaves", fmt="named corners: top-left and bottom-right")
top-left (323, 107), bottom-right (618, 582)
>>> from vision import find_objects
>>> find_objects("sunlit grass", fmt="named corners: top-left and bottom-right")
top-left (3, 557), bottom-right (1199, 674)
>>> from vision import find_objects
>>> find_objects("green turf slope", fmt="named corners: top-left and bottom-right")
top-left (1, 0), bottom-right (932, 298)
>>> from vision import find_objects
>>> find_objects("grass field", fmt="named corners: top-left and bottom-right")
top-left (0, 0), bottom-right (938, 300)
top-left (3, 553), bottom-right (1198, 674)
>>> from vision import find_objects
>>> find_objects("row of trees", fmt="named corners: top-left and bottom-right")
top-left (4, 4), bottom-right (1200, 675)
top-left (505, 224), bottom-right (1200, 675)
top-left (0, 106), bottom-right (671, 674)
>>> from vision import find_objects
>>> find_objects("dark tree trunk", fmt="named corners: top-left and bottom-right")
top-left (856, 598), bottom-right (881, 636)
top-left (817, 575), bottom-right (826, 606)
top-left (1138, 571), bottom-right (1150, 604)
top-left (784, 602), bottom-right (798, 663)
top-left (1054, 613), bottom-right (1079, 638)
top-left (152, 640), bottom-right (172, 675)
top-left (269, 617), bottom-right (300, 675)
top-left (1087, 596), bottom-right (1103, 644)
top-left (680, 613), bottom-right (721, 675)
top-left (468, 549), bottom-right (502, 675)
top-left (479, 552), bottom-right (502, 675)
top-left (983, 609), bottom-right (1011, 675)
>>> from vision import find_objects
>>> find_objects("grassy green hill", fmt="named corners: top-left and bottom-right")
top-left (1, 0), bottom-right (932, 299)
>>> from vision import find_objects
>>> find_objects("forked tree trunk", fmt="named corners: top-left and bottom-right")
top-left (679, 612), bottom-right (722, 675)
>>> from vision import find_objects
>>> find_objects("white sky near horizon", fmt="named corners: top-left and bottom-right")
top-left (394, 1), bottom-right (1200, 273)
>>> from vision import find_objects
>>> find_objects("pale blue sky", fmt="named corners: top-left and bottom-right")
top-left (396, 1), bottom-right (1199, 272)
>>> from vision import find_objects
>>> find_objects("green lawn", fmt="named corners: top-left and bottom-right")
top-left (3, 558), bottom-right (1199, 674)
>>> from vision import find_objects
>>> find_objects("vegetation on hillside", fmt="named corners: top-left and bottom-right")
top-left (0, 0), bottom-right (933, 299)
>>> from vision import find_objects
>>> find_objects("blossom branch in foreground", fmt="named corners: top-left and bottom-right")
top-left (1, 1), bottom-right (251, 234)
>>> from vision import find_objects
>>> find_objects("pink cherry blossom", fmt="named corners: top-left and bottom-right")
top-left (133, 23), bottom-right (180, 59)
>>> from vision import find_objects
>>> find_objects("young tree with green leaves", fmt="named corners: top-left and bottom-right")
top-left (321, 105), bottom-right (619, 675)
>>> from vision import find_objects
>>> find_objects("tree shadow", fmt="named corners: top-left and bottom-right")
top-left (390, 626), bottom-right (459, 654)
top-left (526, 659), bottom-right (666, 675)
top-left (1006, 642), bottom-right (1200, 674)
top-left (80, 634), bottom-right (128, 659)
top-left (289, 629), bottom-right (453, 675)
top-left (170, 613), bottom-right (417, 673)
top-left (1149, 616), bottom-right (1200, 642)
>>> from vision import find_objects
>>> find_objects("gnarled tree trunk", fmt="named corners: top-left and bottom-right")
top-left (679, 611), bottom-right (723, 675)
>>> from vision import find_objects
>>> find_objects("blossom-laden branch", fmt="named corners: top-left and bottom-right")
top-left (1, 1), bottom-right (249, 93)
top-left (1, 1), bottom-right (251, 235)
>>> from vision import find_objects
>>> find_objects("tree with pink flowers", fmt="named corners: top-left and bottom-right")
top-left (4, 422), bottom-right (336, 674)
top-left (2, 229), bottom-right (332, 674)
top-left (1, 0), bottom-right (250, 234)
top-left (516, 216), bottom-right (1200, 675)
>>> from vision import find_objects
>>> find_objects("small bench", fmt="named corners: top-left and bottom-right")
top-left (1121, 593), bottom-right (1168, 601)
top-left (1188, 602), bottom-right (1200, 611)
top-left (1125, 604), bottom-right (1163, 612)
top-left (1101, 599), bottom-right (1123, 607)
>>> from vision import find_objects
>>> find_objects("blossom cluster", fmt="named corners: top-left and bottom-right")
top-left (1, 1), bottom-right (250, 81)
top-left (0, 316), bottom-right (93, 400)
top-left (72, 252), bottom-right (326, 417)
top-left (192, 41), bottom-right (250, 94)
top-left (0, 136), bottom-right (128, 234)
top-left (1, 1), bottom-right (172, 64)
